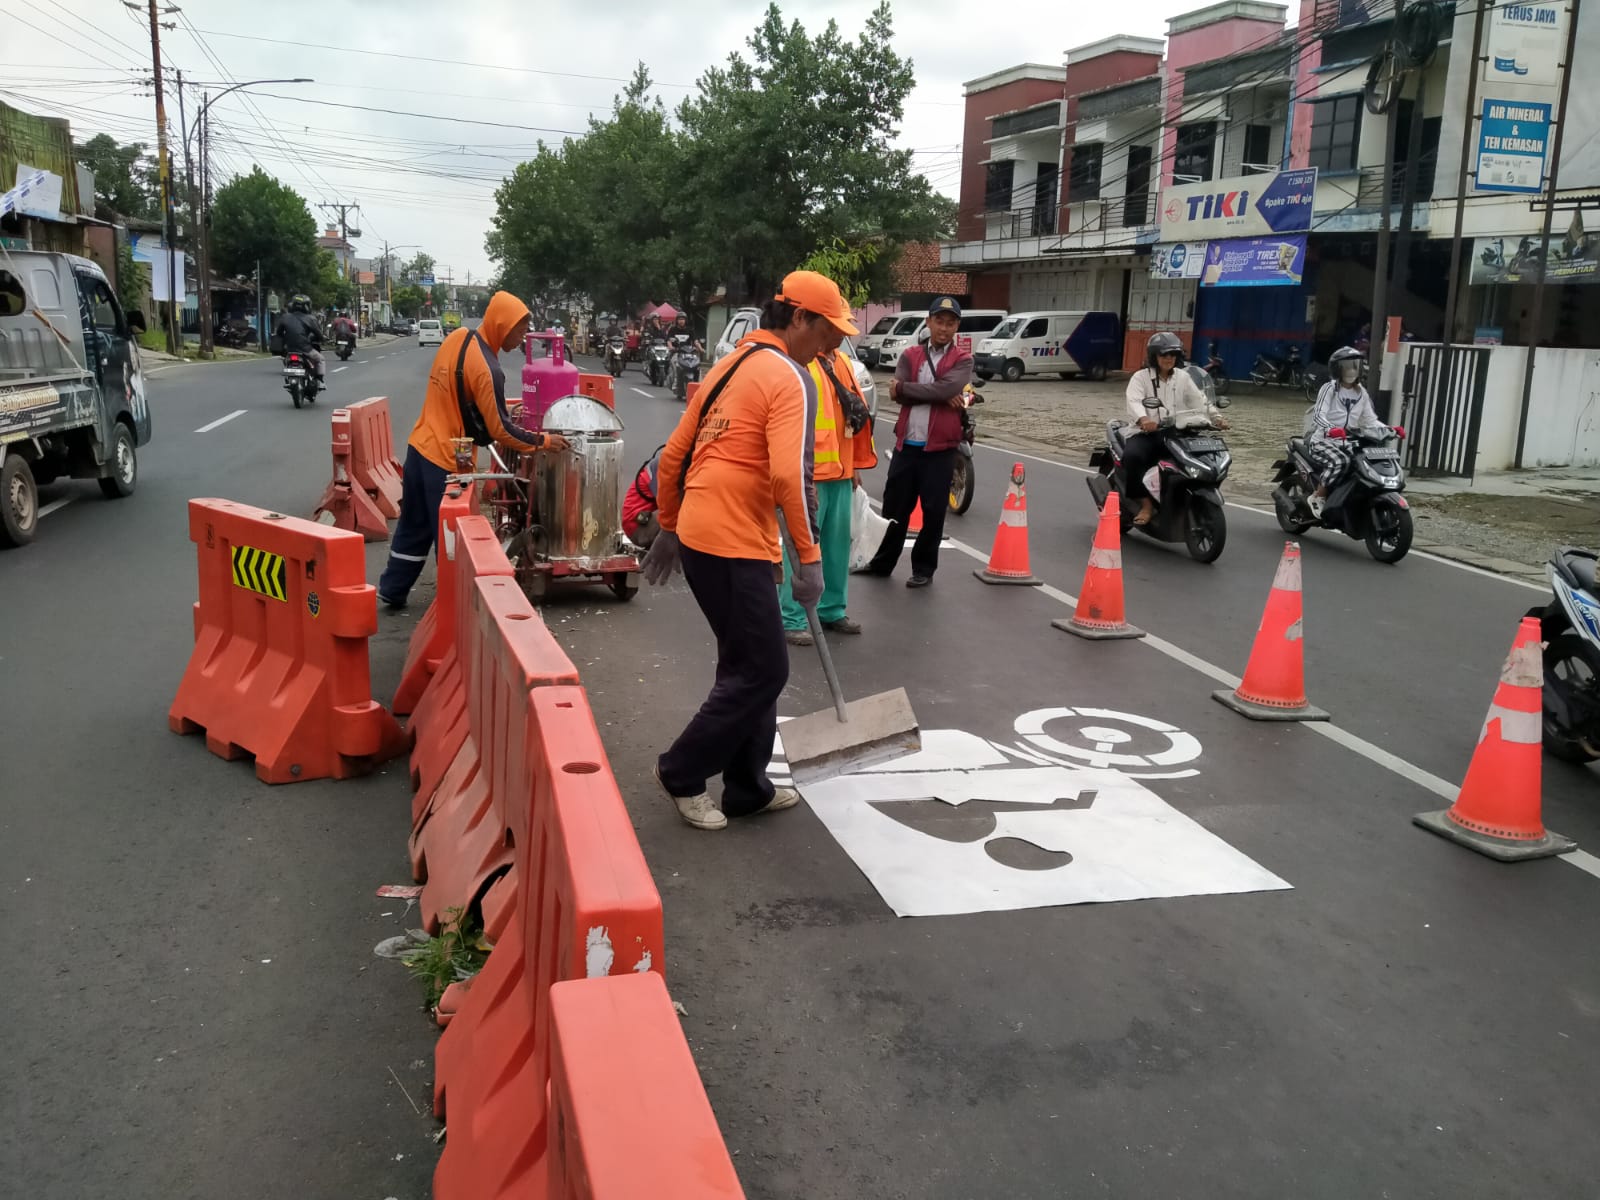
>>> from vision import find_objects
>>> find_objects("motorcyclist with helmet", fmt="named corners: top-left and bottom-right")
top-left (1121, 331), bottom-right (1228, 526)
top-left (1304, 346), bottom-right (1393, 517)
top-left (275, 294), bottom-right (326, 384)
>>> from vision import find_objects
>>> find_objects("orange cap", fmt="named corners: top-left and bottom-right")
top-left (775, 270), bottom-right (859, 335)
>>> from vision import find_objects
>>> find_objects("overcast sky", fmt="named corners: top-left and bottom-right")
top-left (4, 0), bottom-right (1203, 281)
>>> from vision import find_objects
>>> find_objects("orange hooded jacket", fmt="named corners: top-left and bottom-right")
top-left (408, 290), bottom-right (544, 471)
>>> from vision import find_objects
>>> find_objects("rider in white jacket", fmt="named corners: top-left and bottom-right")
top-left (1305, 346), bottom-right (1392, 516)
top-left (1121, 332), bottom-right (1228, 524)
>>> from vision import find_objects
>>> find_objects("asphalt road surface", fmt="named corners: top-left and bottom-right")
top-left (6, 340), bottom-right (1599, 1199)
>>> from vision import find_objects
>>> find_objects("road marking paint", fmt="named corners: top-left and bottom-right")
top-left (873, 415), bottom-right (1550, 595)
top-left (332, 365), bottom-right (349, 373)
top-left (357, 359), bottom-right (369, 364)
top-left (929, 529), bottom-right (1593, 882)
top-left (632, 387), bottom-right (653, 397)
top-left (38, 496), bottom-right (74, 518)
top-left (194, 409), bottom-right (246, 433)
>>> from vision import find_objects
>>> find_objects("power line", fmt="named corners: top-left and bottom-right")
top-left (246, 91), bottom-right (583, 136)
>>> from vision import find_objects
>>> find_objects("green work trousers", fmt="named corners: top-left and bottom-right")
top-left (780, 478), bottom-right (853, 629)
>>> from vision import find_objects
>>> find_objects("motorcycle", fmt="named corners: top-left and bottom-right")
top-left (605, 335), bottom-right (626, 378)
top-left (1270, 426), bottom-right (1413, 562)
top-left (1528, 546), bottom-right (1600, 763)
top-left (1203, 340), bottom-right (1229, 396)
top-left (336, 332), bottom-right (356, 361)
top-left (282, 350), bottom-right (320, 408)
top-left (1086, 366), bottom-right (1231, 563)
top-left (1249, 343), bottom-right (1305, 389)
top-left (669, 334), bottom-right (700, 401)
top-left (948, 379), bottom-right (984, 515)
top-left (646, 336), bottom-right (670, 388)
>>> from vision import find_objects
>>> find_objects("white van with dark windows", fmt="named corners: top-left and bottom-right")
top-left (878, 309), bottom-right (1008, 371)
top-left (973, 310), bottom-right (1122, 382)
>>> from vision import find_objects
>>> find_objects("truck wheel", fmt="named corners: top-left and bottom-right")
top-left (1001, 358), bottom-right (1025, 383)
top-left (99, 422), bottom-right (137, 499)
top-left (1, 454), bottom-right (38, 547)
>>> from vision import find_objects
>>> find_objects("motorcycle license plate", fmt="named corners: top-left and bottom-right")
top-left (1184, 437), bottom-right (1226, 452)
top-left (285, 368), bottom-right (306, 376)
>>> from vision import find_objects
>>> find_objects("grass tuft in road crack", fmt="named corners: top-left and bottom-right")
top-left (401, 906), bottom-right (489, 1009)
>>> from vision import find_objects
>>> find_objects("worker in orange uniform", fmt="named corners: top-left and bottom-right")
top-left (378, 290), bottom-right (569, 608)
top-left (778, 335), bottom-right (876, 645)
top-left (642, 270), bottom-right (857, 831)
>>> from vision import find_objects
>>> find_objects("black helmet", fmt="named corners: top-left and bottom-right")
top-left (1146, 331), bottom-right (1185, 371)
top-left (1329, 345), bottom-right (1364, 385)
top-left (289, 294), bottom-right (311, 314)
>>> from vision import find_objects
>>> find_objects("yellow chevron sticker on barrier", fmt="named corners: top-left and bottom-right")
top-left (231, 544), bottom-right (288, 601)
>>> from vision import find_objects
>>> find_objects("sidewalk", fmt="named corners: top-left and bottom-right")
top-left (141, 331), bottom-right (409, 367)
top-left (903, 370), bottom-right (1597, 581)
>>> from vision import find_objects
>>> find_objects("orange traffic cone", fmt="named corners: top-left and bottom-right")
top-left (1053, 491), bottom-right (1144, 639)
top-left (907, 498), bottom-right (924, 536)
top-left (1414, 617), bottom-right (1576, 860)
top-left (1213, 541), bottom-right (1328, 721)
top-left (975, 464), bottom-right (1043, 586)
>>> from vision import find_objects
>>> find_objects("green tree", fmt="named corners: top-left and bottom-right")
top-left (309, 249), bottom-right (353, 310)
top-left (798, 238), bottom-right (881, 309)
top-left (114, 235), bottom-right (148, 318)
top-left (209, 167), bottom-right (318, 294)
top-left (402, 251), bottom-right (435, 282)
top-left (389, 283), bottom-right (426, 317)
top-left (75, 134), bottom-right (158, 220)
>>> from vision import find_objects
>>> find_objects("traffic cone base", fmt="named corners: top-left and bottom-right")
top-left (1054, 492), bottom-right (1141, 634)
top-left (1215, 542), bottom-right (1325, 721)
top-left (976, 463), bottom-right (1042, 586)
top-left (1414, 618), bottom-right (1575, 862)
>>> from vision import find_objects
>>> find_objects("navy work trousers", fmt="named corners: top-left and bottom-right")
top-left (377, 446), bottom-right (450, 605)
top-left (657, 544), bottom-right (788, 817)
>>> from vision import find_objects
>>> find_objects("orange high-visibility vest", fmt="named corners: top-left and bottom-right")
top-left (807, 351), bottom-right (877, 483)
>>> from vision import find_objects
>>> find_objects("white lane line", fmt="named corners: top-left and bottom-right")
top-left (357, 359), bottom-right (370, 364)
top-left (332, 365), bottom-right (349, 373)
top-left (38, 496), bottom-right (74, 518)
top-left (933, 530), bottom-right (1592, 880)
top-left (194, 409), bottom-right (247, 433)
top-left (876, 415), bottom-right (1548, 594)
top-left (632, 387), bottom-right (653, 397)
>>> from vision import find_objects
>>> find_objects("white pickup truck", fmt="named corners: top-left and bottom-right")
top-left (0, 250), bottom-right (152, 546)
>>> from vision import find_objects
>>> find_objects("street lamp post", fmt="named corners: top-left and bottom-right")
top-left (187, 78), bottom-right (311, 356)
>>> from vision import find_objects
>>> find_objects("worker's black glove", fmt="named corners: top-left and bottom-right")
top-left (640, 529), bottom-right (681, 586)
top-left (790, 559), bottom-right (824, 608)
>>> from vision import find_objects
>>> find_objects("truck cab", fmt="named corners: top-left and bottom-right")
top-left (0, 250), bottom-right (151, 547)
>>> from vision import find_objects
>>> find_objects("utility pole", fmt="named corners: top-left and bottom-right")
top-left (318, 201), bottom-right (361, 279)
top-left (1366, 0), bottom-right (1406, 408)
top-left (1438, 0), bottom-right (1489, 407)
top-left (198, 95), bottom-right (213, 357)
top-left (1513, 0), bottom-right (1584, 468)
top-left (140, 0), bottom-right (180, 355)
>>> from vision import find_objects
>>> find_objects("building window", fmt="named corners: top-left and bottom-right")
top-left (1175, 122), bottom-right (1216, 183)
top-left (1308, 94), bottom-right (1362, 173)
top-left (1242, 124), bottom-right (1275, 173)
top-left (984, 161), bottom-right (1013, 212)
top-left (1034, 163), bottom-right (1059, 234)
top-left (1068, 143), bottom-right (1104, 201)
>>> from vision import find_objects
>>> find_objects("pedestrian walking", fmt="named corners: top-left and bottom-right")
top-left (778, 337), bottom-right (876, 644)
top-left (865, 296), bottom-right (973, 587)
top-left (377, 290), bottom-right (569, 608)
top-left (641, 269), bottom-right (858, 830)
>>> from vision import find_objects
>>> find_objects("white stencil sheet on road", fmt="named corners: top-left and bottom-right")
top-left (772, 713), bottom-right (1290, 918)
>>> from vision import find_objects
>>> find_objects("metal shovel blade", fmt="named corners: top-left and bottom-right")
top-left (781, 686), bottom-right (921, 787)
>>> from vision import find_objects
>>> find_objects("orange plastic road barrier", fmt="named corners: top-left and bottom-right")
top-left (168, 498), bottom-right (406, 783)
top-left (409, 515), bottom-right (514, 821)
top-left (547, 973), bottom-right (745, 1199)
top-left (685, 380), bottom-right (700, 405)
top-left (1053, 490), bottom-right (1144, 639)
top-left (393, 483), bottom-right (478, 717)
top-left (1212, 541), bottom-right (1329, 722)
top-left (576, 373), bottom-right (615, 410)
top-left (434, 685), bottom-right (664, 1200)
top-left (411, 573), bottom-right (579, 935)
top-left (346, 396), bottom-right (405, 519)
top-left (975, 463), bottom-right (1043, 586)
top-left (1414, 617), bottom-right (1577, 861)
top-left (312, 409), bottom-right (390, 541)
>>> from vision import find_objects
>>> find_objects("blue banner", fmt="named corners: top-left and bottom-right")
top-left (1253, 168), bottom-right (1318, 234)
top-left (1199, 235), bottom-right (1307, 288)
top-left (1476, 99), bottom-right (1551, 193)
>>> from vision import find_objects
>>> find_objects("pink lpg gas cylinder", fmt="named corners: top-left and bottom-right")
top-left (520, 331), bottom-right (580, 428)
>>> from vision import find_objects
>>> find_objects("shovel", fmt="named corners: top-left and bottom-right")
top-left (777, 510), bottom-right (921, 785)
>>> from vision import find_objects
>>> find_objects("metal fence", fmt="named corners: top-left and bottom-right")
top-left (1398, 343), bottom-right (1491, 479)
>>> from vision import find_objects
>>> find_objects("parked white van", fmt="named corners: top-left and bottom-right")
top-left (973, 310), bottom-right (1122, 382)
top-left (858, 311), bottom-right (906, 369)
top-left (878, 308), bottom-right (1008, 371)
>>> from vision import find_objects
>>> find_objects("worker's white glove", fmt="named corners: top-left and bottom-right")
top-left (640, 530), bottom-right (681, 586)
top-left (790, 559), bottom-right (825, 608)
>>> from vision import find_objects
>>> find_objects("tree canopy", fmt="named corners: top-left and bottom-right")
top-left (75, 134), bottom-right (158, 221)
top-left (487, 3), bottom-right (952, 316)
top-left (208, 167), bottom-right (319, 294)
